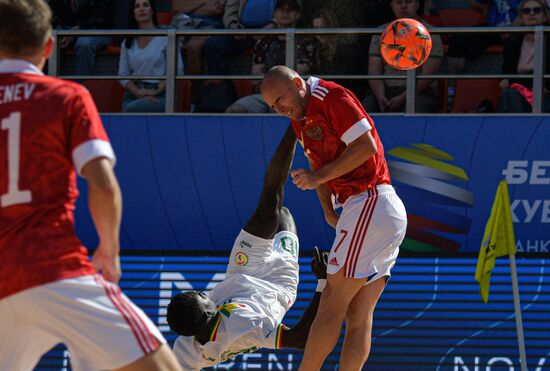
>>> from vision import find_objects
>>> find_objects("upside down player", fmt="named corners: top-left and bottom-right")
top-left (166, 125), bottom-right (329, 370)
top-left (0, 1), bottom-right (181, 370)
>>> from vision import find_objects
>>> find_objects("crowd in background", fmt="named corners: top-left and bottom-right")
top-left (46, 0), bottom-right (550, 113)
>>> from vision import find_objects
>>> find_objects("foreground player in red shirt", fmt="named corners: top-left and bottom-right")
top-left (0, 1), bottom-right (181, 370)
top-left (261, 66), bottom-right (408, 370)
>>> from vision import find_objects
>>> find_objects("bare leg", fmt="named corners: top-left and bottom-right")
top-left (339, 277), bottom-right (386, 371)
top-left (113, 343), bottom-right (181, 371)
top-left (298, 269), bottom-right (367, 371)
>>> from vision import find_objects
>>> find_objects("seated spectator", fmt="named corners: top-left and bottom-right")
top-left (364, 0), bottom-right (395, 26)
top-left (171, 0), bottom-right (225, 75)
top-left (203, 0), bottom-right (277, 75)
top-left (225, 0), bottom-right (313, 113)
top-left (310, 10), bottom-right (338, 74)
top-left (447, 0), bottom-right (521, 76)
top-left (310, 7), bottom-right (369, 100)
top-left (47, 0), bottom-right (114, 76)
top-left (119, 0), bottom-right (184, 112)
top-left (363, 0), bottom-right (443, 113)
top-left (497, 0), bottom-right (550, 112)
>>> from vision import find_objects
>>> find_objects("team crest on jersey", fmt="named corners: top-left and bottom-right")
top-left (305, 125), bottom-right (323, 141)
top-left (235, 252), bottom-right (248, 266)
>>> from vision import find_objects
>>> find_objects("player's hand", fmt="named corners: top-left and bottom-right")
top-left (291, 168), bottom-right (321, 190)
top-left (92, 247), bottom-right (121, 284)
top-left (311, 246), bottom-right (328, 279)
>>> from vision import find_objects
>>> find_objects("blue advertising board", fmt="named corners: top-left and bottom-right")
top-left (36, 256), bottom-right (550, 370)
top-left (73, 115), bottom-right (550, 254)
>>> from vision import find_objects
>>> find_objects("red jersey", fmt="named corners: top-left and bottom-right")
top-left (0, 60), bottom-right (116, 299)
top-left (290, 77), bottom-right (390, 204)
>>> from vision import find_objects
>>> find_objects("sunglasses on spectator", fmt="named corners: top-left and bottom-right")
top-left (521, 6), bottom-right (544, 15)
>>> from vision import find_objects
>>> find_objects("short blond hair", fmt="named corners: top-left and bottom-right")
top-left (0, 0), bottom-right (52, 56)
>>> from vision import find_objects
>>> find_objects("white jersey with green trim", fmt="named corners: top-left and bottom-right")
top-left (172, 274), bottom-right (287, 370)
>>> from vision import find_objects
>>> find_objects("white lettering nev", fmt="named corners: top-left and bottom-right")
top-left (0, 83), bottom-right (35, 105)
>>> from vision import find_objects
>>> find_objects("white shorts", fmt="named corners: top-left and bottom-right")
top-left (227, 229), bottom-right (300, 307)
top-left (328, 184), bottom-right (407, 281)
top-left (0, 275), bottom-right (165, 371)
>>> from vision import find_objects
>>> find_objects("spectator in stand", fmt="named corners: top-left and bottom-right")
top-left (47, 0), bottom-right (114, 76)
top-left (497, 0), bottom-right (550, 112)
top-left (364, 0), bottom-right (395, 26)
top-left (363, 0), bottom-right (443, 113)
top-left (310, 10), bottom-right (338, 74)
top-left (171, 0), bottom-right (225, 75)
top-left (447, 0), bottom-right (521, 76)
top-left (310, 8), bottom-right (365, 98)
top-left (203, 0), bottom-right (277, 75)
top-left (225, 0), bottom-right (314, 113)
top-left (118, 0), bottom-right (184, 112)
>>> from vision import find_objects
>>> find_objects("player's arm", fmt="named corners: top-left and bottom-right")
top-left (281, 247), bottom-right (328, 349)
top-left (308, 158), bottom-right (339, 228)
top-left (82, 157), bottom-right (123, 284)
top-left (243, 124), bottom-right (296, 239)
top-left (316, 131), bottom-right (377, 183)
top-left (292, 131), bottom-right (377, 190)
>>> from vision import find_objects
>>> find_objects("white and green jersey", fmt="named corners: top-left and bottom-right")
top-left (173, 230), bottom-right (299, 370)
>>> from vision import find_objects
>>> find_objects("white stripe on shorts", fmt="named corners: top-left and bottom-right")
top-left (96, 275), bottom-right (159, 354)
top-left (344, 188), bottom-right (379, 277)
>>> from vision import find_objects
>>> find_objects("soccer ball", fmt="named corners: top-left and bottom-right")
top-left (380, 18), bottom-right (432, 70)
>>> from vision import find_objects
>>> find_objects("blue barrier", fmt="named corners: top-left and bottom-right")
top-left (74, 115), bottom-right (550, 253)
top-left (36, 256), bottom-right (550, 370)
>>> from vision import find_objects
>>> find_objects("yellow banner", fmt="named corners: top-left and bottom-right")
top-left (475, 180), bottom-right (516, 303)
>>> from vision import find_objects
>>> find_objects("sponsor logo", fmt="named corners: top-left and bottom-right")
top-left (239, 240), bottom-right (252, 248)
top-left (280, 236), bottom-right (298, 258)
top-left (387, 143), bottom-right (474, 253)
top-left (329, 257), bottom-right (339, 266)
top-left (235, 252), bottom-right (249, 266)
top-left (305, 125), bottom-right (323, 141)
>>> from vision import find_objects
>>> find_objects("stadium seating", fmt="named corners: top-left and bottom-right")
top-left (82, 79), bottom-right (125, 113)
top-left (439, 8), bottom-right (485, 27)
top-left (177, 80), bottom-right (192, 112)
top-left (232, 80), bottom-right (255, 99)
top-left (157, 12), bottom-right (174, 26)
top-left (451, 79), bottom-right (502, 113)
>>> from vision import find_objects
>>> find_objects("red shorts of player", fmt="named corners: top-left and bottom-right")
top-left (327, 184), bottom-right (407, 282)
top-left (0, 274), bottom-right (165, 370)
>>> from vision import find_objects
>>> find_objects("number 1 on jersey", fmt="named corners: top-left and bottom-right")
top-left (1, 112), bottom-right (32, 207)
